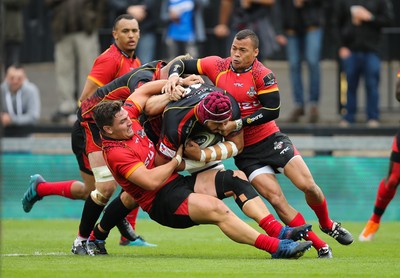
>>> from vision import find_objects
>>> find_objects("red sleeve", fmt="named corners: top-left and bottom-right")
top-left (198, 56), bottom-right (226, 83)
top-left (254, 62), bottom-right (279, 96)
top-left (88, 52), bottom-right (120, 87)
top-left (124, 99), bottom-right (142, 119)
top-left (107, 147), bottom-right (143, 180)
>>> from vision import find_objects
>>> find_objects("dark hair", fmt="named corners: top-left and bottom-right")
top-left (235, 29), bottom-right (259, 49)
top-left (113, 14), bottom-right (135, 30)
top-left (93, 101), bottom-right (123, 132)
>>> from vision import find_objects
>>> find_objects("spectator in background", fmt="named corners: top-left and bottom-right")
top-left (332, 0), bottom-right (394, 128)
top-left (3, 0), bottom-right (30, 71)
top-left (45, 0), bottom-right (106, 123)
top-left (107, 0), bottom-right (159, 64)
top-left (214, 0), bottom-right (279, 62)
top-left (275, 0), bottom-right (324, 123)
top-left (359, 69), bottom-right (400, 241)
top-left (1, 65), bottom-right (41, 127)
top-left (161, 0), bottom-right (209, 60)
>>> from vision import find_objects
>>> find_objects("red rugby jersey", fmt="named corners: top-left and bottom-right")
top-left (88, 43), bottom-right (141, 87)
top-left (102, 100), bottom-right (178, 212)
top-left (197, 56), bottom-right (280, 146)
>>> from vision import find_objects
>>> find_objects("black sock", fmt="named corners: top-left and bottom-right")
top-left (93, 224), bottom-right (109, 241)
top-left (100, 196), bottom-right (131, 231)
top-left (79, 196), bottom-right (105, 238)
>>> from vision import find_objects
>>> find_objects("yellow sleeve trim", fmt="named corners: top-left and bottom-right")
top-left (258, 88), bottom-right (279, 95)
top-left (125, 162), bottom-right (144, 179)
top-left (215, 70), bottom-right (229, 85)
top-left (88, 76), bottom-right (104, 87)
top-left (197, 59), bottom-right (203, 75)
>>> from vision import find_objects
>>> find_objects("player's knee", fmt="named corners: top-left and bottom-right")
top-left (90, 189), bottom-right (110, 206)
top-left (72, 181), bottom-right (90, 199)
top-left (209, 198), bottom-right (231, 220)
top-left (270, 195), bottom-right (287, 210)
top-left (120, 191), bottom-right (139, 210)
top-left (301, 180), bottom-right (320, 196)
top-left (232, 169), bottom-right (247, 180)
top-left (215, 170), bottom-right (258, 209)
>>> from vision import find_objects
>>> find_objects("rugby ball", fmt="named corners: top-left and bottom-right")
top-left (188, 131), bottom-right (223, 149)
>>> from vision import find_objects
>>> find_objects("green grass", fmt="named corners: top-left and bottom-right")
top-left (2, 220), bottom-right (400, 277)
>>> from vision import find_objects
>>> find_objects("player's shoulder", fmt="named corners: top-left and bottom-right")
top-left (200, 56), bottom-right (229, 68)
top-left (96, 45), bottom-right (123, 63)
top-left (253, 59), bottom-right (274, 74)
top-left (252, 60), bottom-right (277, 86)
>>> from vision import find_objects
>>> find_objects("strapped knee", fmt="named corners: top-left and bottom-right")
top-left (90, 189), bottom-right (109, 206)
top-left (215, 170), bottom-right (259, 209)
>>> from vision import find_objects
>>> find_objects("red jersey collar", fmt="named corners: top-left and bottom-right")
top-left (113, 43), bottom-right (137, 59)
top-left (229, 59), bottom-right (255, 73)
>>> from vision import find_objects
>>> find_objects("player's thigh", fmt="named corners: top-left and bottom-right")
top-left (188, 193), bottom-right (230, 224)
top-left (193, 170), bottom-right (218, 197)
top-left (80, 170), bottom-right (95, 192)
top-left (88, 151), bottom-right (117, 196)
top-left (284, 155), bottom-right (315, 191)
top-left (88, 150), bottom-right (107, 168)
top-left (251, 173), bottom-right (282, 200)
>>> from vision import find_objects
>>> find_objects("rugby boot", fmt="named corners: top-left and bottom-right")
top-left (86, 240), bottom-right (108, 256)
top-left (320, 221), bottom-right (354, 245)
top-left (317, 245), bottom-right (333, 259)
top-left (119, 235), bottom-right (157, 247)
top-left (359, 220), bottom-right (379, 242)
top-left (22, 174), bottom-right (45, 212)
top-left (71, 238), bottom-right (88, 255)
top-left (272, 240), bottom-right (313, 259)
top-left (278, 224), bottom-right (312, 241)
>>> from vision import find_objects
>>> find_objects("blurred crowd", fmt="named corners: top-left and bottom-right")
top-left (1, 0), bottom-right (399, 129)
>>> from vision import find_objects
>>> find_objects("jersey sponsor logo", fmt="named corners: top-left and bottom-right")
top-left (246, 87), bottom-right (257, 98)
top-left (159, 142), bottom-right (176, 158)
top-left (279, 146), bottom-right (290, 155)
top-left (144, 150), bottom-right (155, 167)
top-left (273, 140), bottom-right (283, 150)
top-left (233, 82), bottom-right (243, 87)
top-left (173, 64), bottom-right (182, 73)
top-left (238, 101), bottom-right (260, 110)
top-left (245, 113), bottom-right (263, 124)
top-left (263, 73), bottom-right (276, 87)
top-left (136, 129), bottom-right (146, 138)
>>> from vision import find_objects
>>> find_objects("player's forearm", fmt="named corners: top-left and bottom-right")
top-left (134, 156), bottom-right (181, 191)
top-left (145, 93), bottom-right (170, 116)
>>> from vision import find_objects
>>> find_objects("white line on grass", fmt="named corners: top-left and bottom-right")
top-left (2, 252), bottom-right (70, 257)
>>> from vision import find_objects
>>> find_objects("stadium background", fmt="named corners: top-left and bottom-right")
top-left (2, 152), bottom-right (400, 222)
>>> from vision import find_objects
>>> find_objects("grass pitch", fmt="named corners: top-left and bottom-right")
top-left (2, 219), bottom-right (400, 277)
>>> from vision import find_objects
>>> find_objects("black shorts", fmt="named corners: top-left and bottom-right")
top-left (71, 119), bottom-right (92, 175)
top-left (149, 175), bottom-right (198, 229)
top-left (234, 132), bottom-right (297, 177)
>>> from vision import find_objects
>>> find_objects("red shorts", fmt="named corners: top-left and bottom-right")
top-left (81, 121), bottom-right (102, 154)
top-left (71, 119), bottom-right (92, 175)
